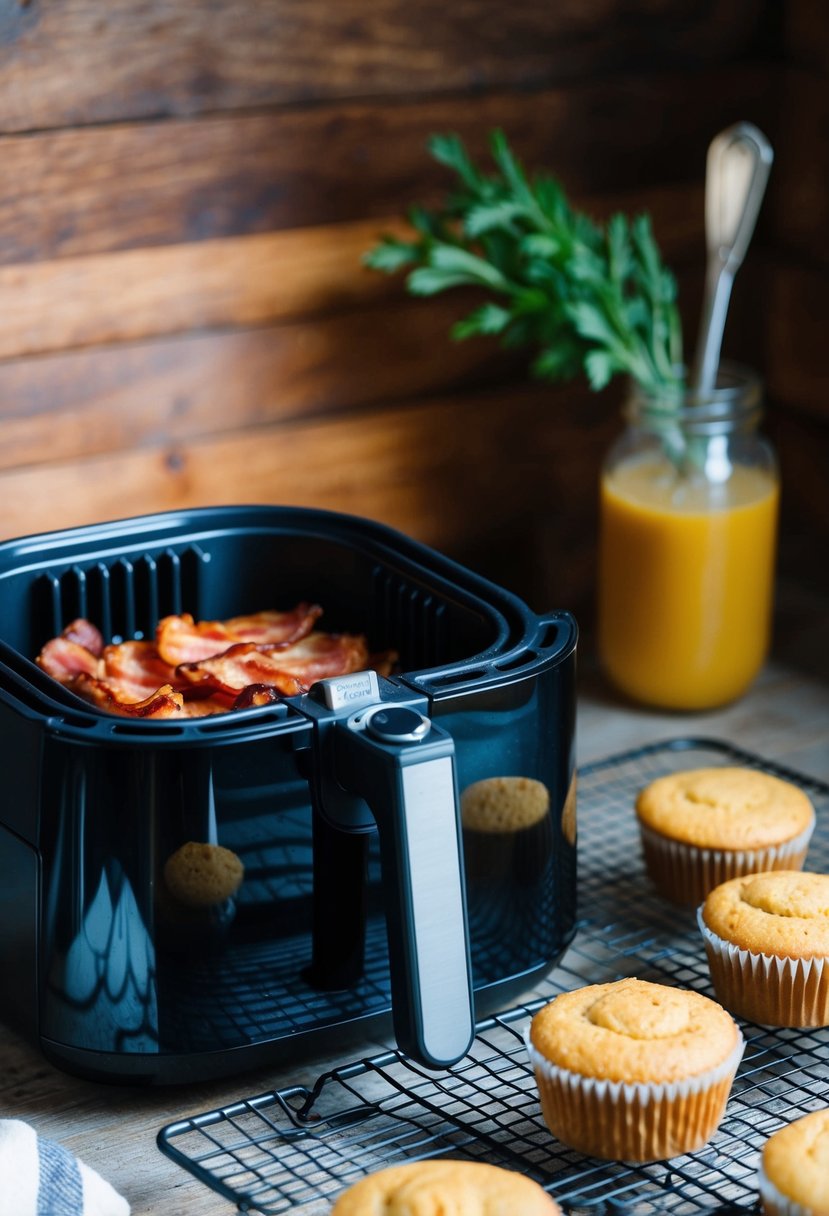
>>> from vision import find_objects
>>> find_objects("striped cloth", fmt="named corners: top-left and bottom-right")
top-left (0, 1120), bottom-right (129, 1216)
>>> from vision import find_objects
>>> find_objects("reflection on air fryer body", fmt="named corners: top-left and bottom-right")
top-left (40, 675), bottom-right (576, 1076)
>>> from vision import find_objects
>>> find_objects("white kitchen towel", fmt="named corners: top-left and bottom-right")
top-left (0, 1119), bottom-right (130, 1216)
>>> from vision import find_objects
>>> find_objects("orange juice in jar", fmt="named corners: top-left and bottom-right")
top-left (598, 366), bottom-right (778, 710)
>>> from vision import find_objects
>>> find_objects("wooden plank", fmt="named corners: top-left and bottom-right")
top-left (766, 70), bottom-right (829, 266)
top-left (763, 259), bottom-right (829, 422)
top-left (0, 252), bottom-right (710, 474)
top-left (0, 385), bottom-right (614, 601)
top-left (0, 68), bottom-right (774, 264)
top-left (783, 0), bottom-right (829, 71)
top-left (0, 220), bottom-right (404, 362)
top-left (0, 363), bottom-right (621, 619)
top-left (0, 182), bottom-right (703, 360)
top-left (0, 0), bottom-right (769, 135)
top-left (769, 408), bottom-right (829, 545)
top-left (0, 295), bottom-right (527, 472)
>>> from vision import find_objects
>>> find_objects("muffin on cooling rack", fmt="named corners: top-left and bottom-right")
top-left (635, 766), bottom-right (815, 906)
top-left (330, 1160), bottom-right (561, 1214)
top-left (526, 977), bottom-right (744, 1163)
top-left (698, 869), bottom-right (829, 1027)
top-left (758, 1108), bottom-right (829, 1215)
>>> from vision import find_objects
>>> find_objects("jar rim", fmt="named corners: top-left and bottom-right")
top-left (625, 361), bottom-right (763, 429)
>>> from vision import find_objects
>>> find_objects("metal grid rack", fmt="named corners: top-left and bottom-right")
top-left (158, 738), bottom-right (829, 1214)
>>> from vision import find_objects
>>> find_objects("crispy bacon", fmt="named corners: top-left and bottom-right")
top-left (69, 675), bottom-right (185, 719)
top-left (155, 606), bottom-right (323, 666)
top-left (176, 643), bottom-right (309, 698)
top-left (232, 683), bottom-right (284, 710)
top-left (176, 631), bottom-right (370, 697)
top-left (36, 606), bottom-right (391, 719)
top-left (260, 631), bottom-right (371, 681)
top-left (37, 636), bottom-right (103, 683)
top-left (62, 618), bottom-right (104, 657)
top-left (102, 640), bottom-right (181, 700)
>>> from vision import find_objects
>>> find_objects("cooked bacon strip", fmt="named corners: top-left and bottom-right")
top-left (102, 640), bottom-right (181, 700)
top-left (177, 631), bottom-right (370, 697)
top-left (260, 631), bottom-right (371, 681)
top-left (37, 636), bottom-right (103, 683)
top-left (69, 675), bottom-right (185, 719)
top-left (36, 607), bottom-right (390, 719)
top-left (233, 683), bottom-right (284, 710)
top-left (176, 643), bottom-right (309, 698)
top-left (155, 605), bottom-right (323, 666)
top-left (62, 618), bottom-right (104, 657)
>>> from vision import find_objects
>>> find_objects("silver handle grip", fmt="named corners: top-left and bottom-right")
top-left (332, 708), bottom-right (475, 1069)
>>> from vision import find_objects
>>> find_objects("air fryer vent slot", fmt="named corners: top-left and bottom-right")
top-left (495, 650), bottom-right (537, 673)
top-left (38, 544), bottom-right (209, 643)
top-left (428, 667), bottom-right (489, 690)
top-left (371, 566), bottom-right (448, 671)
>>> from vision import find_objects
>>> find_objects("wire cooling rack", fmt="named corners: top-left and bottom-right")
top-left (157, 737), bottom-right (829, 1214)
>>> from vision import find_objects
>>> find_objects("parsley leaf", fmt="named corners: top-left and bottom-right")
top-left (364, 130), bottom-right (684, 395)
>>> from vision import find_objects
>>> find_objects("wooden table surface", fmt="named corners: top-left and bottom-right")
top-left (1, 648), bottom-right (827, 1216)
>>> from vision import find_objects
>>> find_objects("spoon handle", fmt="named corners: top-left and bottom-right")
top-left (691, 122), bottom-right (774, 393)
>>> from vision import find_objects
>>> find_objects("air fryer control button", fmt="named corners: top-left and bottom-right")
top-left (311, 669), bottom-right (380, 711)
top-left (364, 705), bottom-right (431, 744)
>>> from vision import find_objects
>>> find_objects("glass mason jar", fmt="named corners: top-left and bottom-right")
top-left (597, 364), bottom-right (779, 710)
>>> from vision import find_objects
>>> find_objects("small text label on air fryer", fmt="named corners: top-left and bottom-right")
top-left (317, 669), bottom-right (380, 711)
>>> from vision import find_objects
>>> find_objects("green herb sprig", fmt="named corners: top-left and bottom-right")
top-left (365, 130), bottom-right (685, 396)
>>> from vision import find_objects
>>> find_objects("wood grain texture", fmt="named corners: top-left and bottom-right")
top-left (0, 68), bottom-right (773, 264)
top-left (0, 0), bottom-right (814, 594)
top-left (766, 70), bottom-right (829, 266)
top-left (0, 254), bottom-right (710, 476)
top-left (0, 220), bottom-right (405, 361)
top-left (0, 182), bottom-right (703, 361)
top-left (0, 381), bottom-right (602, 535)
top-left (0, 0), bottom-right (770, 134)
top-left (764, 259), bottom-right (829, 421)
top-left (0, 297), bottom-right (522, 471)
top-left (783, 0), bottom-right (829, 70)
top-left (768, 409), bottom-right (829, 583)
top-left (0, 382), bottom-right (616, 611)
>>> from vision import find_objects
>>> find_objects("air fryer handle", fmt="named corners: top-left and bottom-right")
top-left (332, 706), bottom-right (475, 1069)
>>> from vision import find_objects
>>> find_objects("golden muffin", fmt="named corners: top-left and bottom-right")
top-left (526, 977), bottom-right (743, 1162)
top-left (699, 870), bottom-right (829, 1027)
top-left (758, 1108), bottom-right (829, 1216)
top-left (330, 1160), bottom-right (561, 1215)
top-left (635, 767), bottom-right (815, 905)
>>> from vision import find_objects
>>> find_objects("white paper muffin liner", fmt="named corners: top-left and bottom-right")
top-left (639, 813), bottom-right (815, 906)
top-left (697, 908), bottom-right (829, 1027)
top-left (524, 1024), bottom-right (744, 1162)
top-left (757, 1163), bottom-right (815, 1216)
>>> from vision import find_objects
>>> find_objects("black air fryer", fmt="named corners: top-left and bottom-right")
top-left (0, 506), bottom-right (577, 1083)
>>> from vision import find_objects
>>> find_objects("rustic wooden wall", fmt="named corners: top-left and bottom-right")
top-left (0, 0), bottom-right (823, 647)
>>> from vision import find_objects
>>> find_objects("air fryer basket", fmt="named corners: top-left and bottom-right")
top-left (0, 506), bottom-right (577, 1082)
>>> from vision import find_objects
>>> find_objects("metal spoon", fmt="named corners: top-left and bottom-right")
top-left (690, 121), bottom-right (774, 393)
